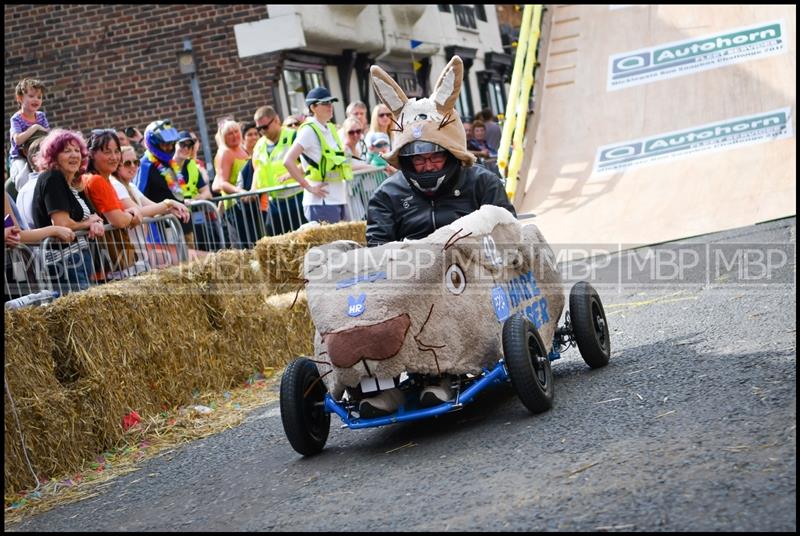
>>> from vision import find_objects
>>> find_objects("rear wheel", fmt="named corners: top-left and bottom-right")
top-left (502, 313), bottom-right (554, 414)
top-left (569, 281), bottom-right (611, 368)
top-left (280, 357), bottom-right (330, 456)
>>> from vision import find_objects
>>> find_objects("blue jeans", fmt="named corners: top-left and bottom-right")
top-left (47, 248), bottom-right (92, 293)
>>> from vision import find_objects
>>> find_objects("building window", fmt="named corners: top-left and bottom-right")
top-left (474, 5), bottom-right (486, 22)
top-left (378, 63), bottom-right (423, 99)
top-left (282, 61), bottom-right (327, 117)
top-left (477, 70), bottom-right (508, 119)
top-left (455, 71), bottom-right (474, 121)
top-left (487, 80), bottom-right (505, 118)
top-left (453, 4), bottom-right (477, 31)
top-left (438, 5), bottom-right (451, 12)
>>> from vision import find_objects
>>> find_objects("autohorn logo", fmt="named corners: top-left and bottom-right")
top-left (594, 108), bottom-right (793, 174)
top-left (608, 20), bottom-right (787, 91)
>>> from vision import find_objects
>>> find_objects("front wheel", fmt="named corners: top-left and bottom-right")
top-left (280, 357), bottom-right (330, 456)
top-left (569, 281), bottom-right (611, 368)
top-left (502, 313), bottom-right (554, 414)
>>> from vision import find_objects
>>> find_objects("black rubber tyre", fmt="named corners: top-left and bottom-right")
top-left (280, 357), bottom-right (330, 456)
top-left (502, 313), bottom-right (554, 414)
top-left (569, 281), bottom-right (611, 369)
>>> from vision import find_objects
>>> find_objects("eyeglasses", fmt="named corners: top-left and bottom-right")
top-left (378, 113), bottom-right (392, 118)
top-left (121, 160), bottom-right (140, 168)
top-left (179, 141), bottom-right (195, 149)
top-left (411, 152), bottom-right (447, 167)
top-left (347, 129), bottom-right (362, 136)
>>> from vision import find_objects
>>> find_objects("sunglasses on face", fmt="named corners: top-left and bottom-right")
top-left (348, 129), bottom-right (362, 136)
top-left (286, 122), bottom-right (300, 128)
top-left (179, 141), bottom-right (195, 149)
top-left (257, 117), bottom-right (277, 134)
top-left (121, 159), bottom-right (140, 168)
top-left (378, 113), bottom-right (392, 118)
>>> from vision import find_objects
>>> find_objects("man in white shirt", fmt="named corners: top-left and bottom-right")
top-left (283, 86), bottom-right (352, 224)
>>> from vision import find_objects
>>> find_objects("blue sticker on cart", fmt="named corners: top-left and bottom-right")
top-left (347, 293), bottom-right (367, 317)
top-left (492, 286), bottom-right (510, 322)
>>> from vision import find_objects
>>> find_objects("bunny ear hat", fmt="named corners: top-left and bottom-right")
top-left (370, 56), bottom-right (477, 168)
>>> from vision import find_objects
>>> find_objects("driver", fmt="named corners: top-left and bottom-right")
top-left (366, 139), bottom-right (514, 246)
top-left (362, 57), bottom-right (516, 417)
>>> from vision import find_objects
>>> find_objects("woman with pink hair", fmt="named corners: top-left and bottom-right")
top-left (31, 128), bottom-right (105, 291)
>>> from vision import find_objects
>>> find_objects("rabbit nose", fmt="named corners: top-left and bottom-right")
top-left (323, 314), bottom-right (411, 368)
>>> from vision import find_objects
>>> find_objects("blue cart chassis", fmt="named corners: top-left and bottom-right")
top-left (324, 347), bottom-right (562, 430)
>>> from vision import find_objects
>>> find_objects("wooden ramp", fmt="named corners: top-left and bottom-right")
top-left (515, 5), bottom-right (796, 248)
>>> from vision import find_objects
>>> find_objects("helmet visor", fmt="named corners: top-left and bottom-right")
top-left (399, 141), bottom-right (446, 156)
top-left (155, 125), bottom-right (180, 143)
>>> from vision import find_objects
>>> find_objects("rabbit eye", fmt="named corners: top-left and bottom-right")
top-left (445, 264), bottom-right (466, 295)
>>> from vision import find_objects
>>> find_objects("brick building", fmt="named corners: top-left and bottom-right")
top-left (4, 5), bottom-right (279, 168)
top-left (5, 5), bottom-right (513, 175)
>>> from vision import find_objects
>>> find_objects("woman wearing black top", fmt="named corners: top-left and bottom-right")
top-left (32, 129), bottom-right (105, 291)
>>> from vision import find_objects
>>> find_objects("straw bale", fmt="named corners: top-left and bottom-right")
top-left (254, 221), bottom-right (366, 286)
top-left (3, 249), bottom-right (320, 497)
top-left (210, 290), bottom-right (314, 385)
top-left (4, 308), bottom-right (91, 496)
top-left (38, 267), bottom-right (215, 445)
top-left (180, 249), bottom-right (288, 330)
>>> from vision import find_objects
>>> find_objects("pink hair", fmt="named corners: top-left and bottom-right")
top-left (35, 129), bottom-right (89, 174)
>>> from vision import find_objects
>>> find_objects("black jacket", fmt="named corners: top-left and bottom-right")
top-left (366, 164), bottom-right (516, 246)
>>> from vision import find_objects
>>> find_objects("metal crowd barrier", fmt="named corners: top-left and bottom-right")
top-left (194, 167), bottom-right (389, 250)
top-left (4, 214), bottom-right (187, 306)
top-left (186, 199), bottom-right (227, 251)
top-left (5, 169), bottom-right (391, 306)
top-left (348, 167), bottom-right (388, 222)
top-left (4, 243), bottom-right (48, 301)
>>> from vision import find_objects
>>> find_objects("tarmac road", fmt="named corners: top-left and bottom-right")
top-left (8, 218), bottom-right (796, 532)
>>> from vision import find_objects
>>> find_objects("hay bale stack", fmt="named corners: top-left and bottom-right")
top-left (210, 290), bottom-right (315, 385)
top-left (182, 249), bottom-right (280, 329)
top-left (4, 246), bottom-right (325, 496)
top-left (40, 267), bottom-right (215, 448)
top-left (4, 308), bottom-right (92, 496)
top-left (253, 221), bottom-right (366, 286)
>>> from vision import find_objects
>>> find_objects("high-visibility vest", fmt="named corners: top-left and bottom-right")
top-left (180, 159), bottom-right (201, 199)
top-left (299, 120), bottom-right (353, 183)
top-left (253, 127), bottom-right (300, 199)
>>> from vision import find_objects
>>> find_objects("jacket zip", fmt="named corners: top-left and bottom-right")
top-left (430, 199), bottom-right (437, 230)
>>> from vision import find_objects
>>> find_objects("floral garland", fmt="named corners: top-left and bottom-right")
top-left (146, 151), bottom-right (186, 200)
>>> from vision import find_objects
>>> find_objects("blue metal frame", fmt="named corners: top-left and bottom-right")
top-left (324, 360), bottom-right (511, 430)
top-left (323, 333), bottom-right (565, 430)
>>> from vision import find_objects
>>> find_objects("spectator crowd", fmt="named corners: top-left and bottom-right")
top-left (5, 77), bottom-right (504, 301)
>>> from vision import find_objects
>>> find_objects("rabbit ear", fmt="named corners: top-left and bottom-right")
top-left (370, 65), bottom-right (408, 115)
top-left (431, 56), bottom-right (463, 114)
